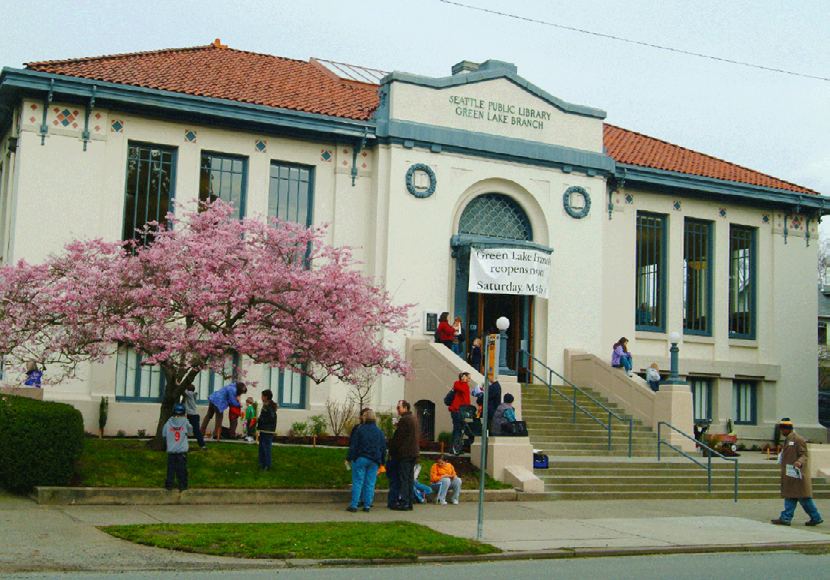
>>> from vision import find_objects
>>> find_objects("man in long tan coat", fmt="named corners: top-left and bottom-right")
top-left (771, 418), bottom-right (823, 526)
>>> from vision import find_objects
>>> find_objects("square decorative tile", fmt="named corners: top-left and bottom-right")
top-left (718, 208), bottom-right (727, 217)
top-left (762, 214), bottom-right (770, 224)
top-left (321, 150), bottom-right (332, 162)
top-left (625, 193), bottom-right (634, 204)
top-left (184, 129), bottom-right (197, 143)
top-left (255, 139), bottom-right (267, 153)
top-left (110, 120), bottom-right (124, 133)
top-left (673, 201), bottom-right (681, 211)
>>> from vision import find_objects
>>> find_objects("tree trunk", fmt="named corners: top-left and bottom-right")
top-left (146, 368), bottom-right (192, 451)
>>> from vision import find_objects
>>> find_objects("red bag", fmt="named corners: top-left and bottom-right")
top-left (228, 405), bottom-right (243, 419)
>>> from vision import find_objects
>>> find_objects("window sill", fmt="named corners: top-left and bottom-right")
top-left (635, 330), bottom-right (667, 340)
top-left (729, 338), bottom-right (758, 348)
top-left (682, 334), bottom-right (714, 344)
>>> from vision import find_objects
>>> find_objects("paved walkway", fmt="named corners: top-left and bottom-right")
top-left (0, 489), bottom-right (827, 573)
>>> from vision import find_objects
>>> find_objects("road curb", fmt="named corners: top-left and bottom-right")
top-left (31, 486), bottom-right (524, 505)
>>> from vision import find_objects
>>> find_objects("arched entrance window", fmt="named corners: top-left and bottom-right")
top-left (458, 194), bottom-right (533, 241)
top-left (453, 194), bottom-right (538, 377)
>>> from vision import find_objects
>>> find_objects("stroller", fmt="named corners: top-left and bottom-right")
top-left (451, 404), bottom-right (481, 456)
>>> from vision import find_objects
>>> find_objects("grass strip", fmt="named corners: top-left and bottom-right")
top-left (78, 440), bottom-right (512, 490)
top-left (101, 521), bottom-right (500, 560)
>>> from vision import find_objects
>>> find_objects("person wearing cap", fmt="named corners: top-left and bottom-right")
top-left (771, 418), bottom-right (823, 526)
top-left (163, 403), bottom-right (193, 492)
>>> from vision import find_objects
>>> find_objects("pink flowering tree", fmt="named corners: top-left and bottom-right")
top-left (0, 201), bottom-right (412, 449)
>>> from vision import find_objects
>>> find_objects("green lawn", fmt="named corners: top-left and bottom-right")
top-left (102, 521), bottom-right (499, 560)
top-left (78, 439), bottom-right (512, 489)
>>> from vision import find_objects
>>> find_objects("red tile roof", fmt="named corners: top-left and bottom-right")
top-left (26, 42), bottom-right (380, 121)
top-left (604, 124), bottom-right (817, 195)
top-left (25, 43), bottom-right (818, 195)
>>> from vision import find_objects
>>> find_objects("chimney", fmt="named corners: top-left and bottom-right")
top-left (452, 61), bottom-right (480, 75)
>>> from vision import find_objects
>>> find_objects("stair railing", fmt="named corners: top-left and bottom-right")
top-left (657, 421), bottom-right (739, 502)
top-left (520, 349), bottom-right (633, 458)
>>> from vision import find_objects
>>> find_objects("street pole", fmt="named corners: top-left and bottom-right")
top-left (477, 333), bottom-right (499, 541)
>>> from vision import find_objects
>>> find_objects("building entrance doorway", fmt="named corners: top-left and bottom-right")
top-left (466, 292), bottom-right (532, 374)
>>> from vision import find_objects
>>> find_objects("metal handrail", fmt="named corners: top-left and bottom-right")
top-left (657, 421), bottom-right (739, 502)
top-left (520, 349), bottom-right (633, 458)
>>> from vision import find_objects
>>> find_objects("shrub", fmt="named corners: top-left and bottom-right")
top-left (116, 430), bottom-right (126, 438)
top-left (0, 395), bottom-right (84, 493)
top-left (308, 414), bottom-right (327, 437)
top-left (437, 431), bottom-right (452, 445)
top-left (376, 411), bottom-right (395, 440)
top-left (137, 429), bottom-right (147, 438)
top-left (290, 422), bottom-right (308, 437)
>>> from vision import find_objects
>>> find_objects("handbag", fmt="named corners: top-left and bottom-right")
top-left (443, 389), bottom-right (455, 407)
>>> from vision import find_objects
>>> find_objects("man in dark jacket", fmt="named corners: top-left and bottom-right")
top-left (387, 400), bottom-right (420, 511)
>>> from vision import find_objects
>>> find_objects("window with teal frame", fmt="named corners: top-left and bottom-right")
top-left (689, 377), bottom-right (713, 422)
top-left (114, 347), bottom-right (165, 402)
top-left (635, 212), bottom-right (667, 331)
top-left (684, 219), bottom-right (713, 336)
top-left (729, 225), bottom-right (756, 339)
top-left (268, 162), bottom-right (314, 227)
top-left (733, 380), bottom-right (757, 425)
top-left (199, 152), bottom-right (247, 219)
top-left (192, 355), bottom-right (240, 404)
top-left (115, 347), bottom-right (238, 404)
top-left (123, 143), bottom-right (177, 244)
top-left (263, 366), bottom-right (307, 409)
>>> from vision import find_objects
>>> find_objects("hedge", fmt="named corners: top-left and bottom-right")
top-left (0, 395), bottom-right (84, 493)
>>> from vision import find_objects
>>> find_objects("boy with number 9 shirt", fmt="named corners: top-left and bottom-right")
top-left (164, 404), bottom-right (193, 491)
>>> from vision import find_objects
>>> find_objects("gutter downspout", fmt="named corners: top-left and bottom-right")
top-left (2, 102), bottom-right (21, 262)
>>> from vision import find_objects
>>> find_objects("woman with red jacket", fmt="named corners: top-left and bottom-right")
top-left (448, 372), bottom-right (471, 455)
top-left (437, 311), bottom-right (455, 350)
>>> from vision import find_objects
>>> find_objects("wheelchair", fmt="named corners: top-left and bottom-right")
top-left (451, 404), bottom-right (482, 456)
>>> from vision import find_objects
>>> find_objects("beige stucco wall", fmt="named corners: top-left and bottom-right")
top-left (601, 188), bottom-right (824, 442)
top-left (3, 82), bottom-right (823, 445)
top-left (388, 78), bottom-right (605, 153)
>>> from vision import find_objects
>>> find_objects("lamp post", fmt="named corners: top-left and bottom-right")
top-left (663, 331), bottom-right (686, 386)
top-left (496, 316), bottom-right (515, 376)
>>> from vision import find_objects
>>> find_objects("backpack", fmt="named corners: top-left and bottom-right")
top-left (443, 389), bottom-right (455, 407)
top-left (434, 327), bottom-right (441, 343)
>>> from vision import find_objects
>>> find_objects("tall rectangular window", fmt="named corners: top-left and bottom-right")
top-left (684, 219), bottom-right (713, 335)
top-left (123, 143), bottom-right (177, 243)
top-left (636, 212), bottom-right (667, 331)
top-left (729, 226), bottom-right (756, 339)
top-left (268, 162), bottom-right (313, 226)
top-left (263, 366), bottom-right (307, 409)
top-left (115, 346), bottom-right (165, 402)
top-left (193, 355), bottom-right (239, 403)
top-left (689, 378), bottom-right (713, 422)
top-left (733, 380), bottom-right (757, 424)
top-left (266, 162), bottom-right (314, 408)
top-left (199, 153), bottom-right (247, 219)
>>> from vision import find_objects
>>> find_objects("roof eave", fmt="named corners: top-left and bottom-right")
top-left (616, 164), bottom-right (828, 213)
top-left (0, 68), bottom-right (378, 141)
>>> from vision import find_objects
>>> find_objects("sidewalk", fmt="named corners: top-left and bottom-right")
top-left (0, 489), bottom-right (827, 573)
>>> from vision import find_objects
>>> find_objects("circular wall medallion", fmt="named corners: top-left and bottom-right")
top-left (406, 164), bottom-right (437, 198)
top-left (563, 186), bottom-right (591, 218)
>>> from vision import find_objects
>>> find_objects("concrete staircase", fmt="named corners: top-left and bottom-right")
top-left (522, 383), bottom-right (830, 500)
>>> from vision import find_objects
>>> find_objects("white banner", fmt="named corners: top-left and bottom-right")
top-left (468, 247), bottom-right (551, 298)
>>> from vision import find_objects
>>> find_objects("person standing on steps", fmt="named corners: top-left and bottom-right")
top-left (771, 418), bottom-right (823, 527)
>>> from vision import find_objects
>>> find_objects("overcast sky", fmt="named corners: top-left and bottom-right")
top-left (2, 0), bottom-right (827, 227)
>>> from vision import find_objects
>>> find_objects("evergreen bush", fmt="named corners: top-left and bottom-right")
top-left (0, 395), bottom-right (84, 493)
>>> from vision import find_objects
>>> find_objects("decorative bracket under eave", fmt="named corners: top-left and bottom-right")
top-left (609, 169), bottom-right (626, 221)
top-left (351, 127), bottom-right (368, 186)
top-left (39, 79), bottom-right (54, 145)
top-left (82, 86), bottom-right (96, 152)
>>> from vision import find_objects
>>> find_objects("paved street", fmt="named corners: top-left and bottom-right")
top-left (0, 489), bottom-right (827, 574)
top-left (1, 551), bottom-right (830, 580)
